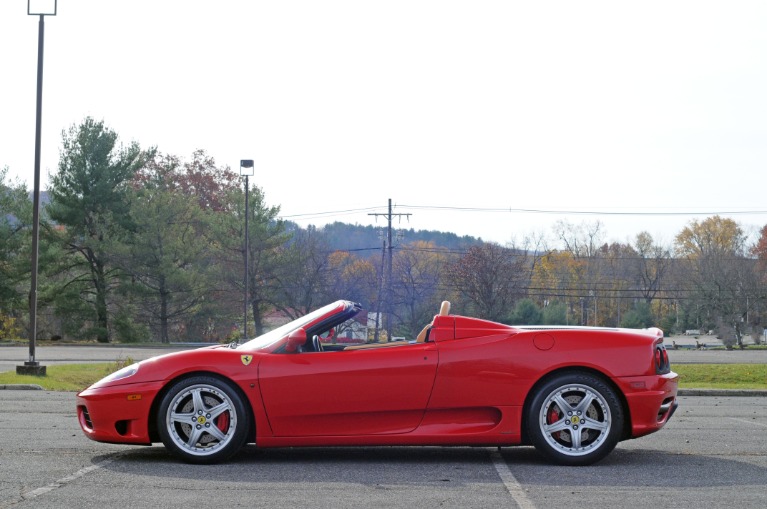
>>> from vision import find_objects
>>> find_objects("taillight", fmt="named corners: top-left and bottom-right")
top-left (655, 345), bottom-right (670, 374)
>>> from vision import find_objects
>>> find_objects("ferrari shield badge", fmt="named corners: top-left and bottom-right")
top-left (240, 355), bottom-right (253, 366)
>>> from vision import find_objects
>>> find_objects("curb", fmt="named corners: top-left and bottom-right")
top-left (0, 384), bottom-right (44, 390)
top-left (677, 388), bottom-right (767, 397)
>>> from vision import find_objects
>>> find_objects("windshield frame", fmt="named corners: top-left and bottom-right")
top-left (237, 300), bottom-right (350, 351)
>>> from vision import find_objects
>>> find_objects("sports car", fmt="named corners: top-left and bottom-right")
top-left (76, 300), bottom-right (678, 466)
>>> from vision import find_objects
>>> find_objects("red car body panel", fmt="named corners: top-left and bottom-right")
top-left (258, 343), bottom-right (438, 436)
top-left (76, 300), bottom-right (678, 454)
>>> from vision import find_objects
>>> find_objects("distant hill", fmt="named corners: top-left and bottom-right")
top-left (286, 221), bottom-right (484, 257)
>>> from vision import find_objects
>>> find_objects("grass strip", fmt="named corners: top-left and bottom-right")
top-left (1, 361), bottom-right (765, 391)
top-left (0, 358), bottom-right (134, 392)
top-left (674, 363), bottom-right (767, 389)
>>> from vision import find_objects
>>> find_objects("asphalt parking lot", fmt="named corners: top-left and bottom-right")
top-left (1, 391), bottom-right (766, 509)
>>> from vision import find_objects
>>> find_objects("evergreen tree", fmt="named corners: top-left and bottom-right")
top-left (47, 118), bottom-right (151, 342)
top-left (209, 183), bottom-right (288, 338)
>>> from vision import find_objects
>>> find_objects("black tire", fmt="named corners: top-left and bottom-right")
top-left (526, 372), bottom-right (623, 466)
top-left (157, 375), bottom-right (249, 464)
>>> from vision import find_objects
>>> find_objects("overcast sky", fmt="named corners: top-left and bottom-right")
top-left (2, 0), bottom-right (767, 247)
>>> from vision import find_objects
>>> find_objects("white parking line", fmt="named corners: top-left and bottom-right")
top-left (19, 455), bottom-right (118, 503)
top-left (729, 417), bottom-right (767, 428)
top-left (490, 449), bottom-right (536, 509)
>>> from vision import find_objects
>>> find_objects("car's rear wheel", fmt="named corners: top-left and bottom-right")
top-left (157, 375), bottom-right (249, 464)
top-left (526, 372), bottom-right (623, 466)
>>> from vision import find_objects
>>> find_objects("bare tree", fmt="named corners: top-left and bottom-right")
top-left (675, 216), bottom-right (759, 347)
top-left (390, 241), bottom-right (448, 337)
top-left (445, 243), bottom-right (530, 322)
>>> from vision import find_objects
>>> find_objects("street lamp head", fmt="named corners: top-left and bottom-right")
top-left (28, 0), bottom-right (57, 16)
top-left (240, 159), bottom-right (254, 177)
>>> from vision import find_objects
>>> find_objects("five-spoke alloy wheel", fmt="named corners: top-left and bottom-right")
top-left (527, 372), bottom-right (623, 466)
top-left (158, 375), bottom-right (249, 464)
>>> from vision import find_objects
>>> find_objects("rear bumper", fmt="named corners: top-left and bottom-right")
top-left (616, 371), bottom-right (679, 438)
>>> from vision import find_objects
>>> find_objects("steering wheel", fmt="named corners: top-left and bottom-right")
top-left (312, 334), bottom-right (324, 352)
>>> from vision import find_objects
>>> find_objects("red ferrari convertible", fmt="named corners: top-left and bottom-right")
top-left (76, 300), bottom-right (678, 466)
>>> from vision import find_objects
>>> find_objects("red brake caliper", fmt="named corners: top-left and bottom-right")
top-left (548, 406), bottom-right (561, 440)
top-left (216, 412), bottom-right (230, 433)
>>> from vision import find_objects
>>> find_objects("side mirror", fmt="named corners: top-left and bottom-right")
top-left (286, 328), bottom-right (307, 353)
top-left (321, 327), bottom-right (336, 340)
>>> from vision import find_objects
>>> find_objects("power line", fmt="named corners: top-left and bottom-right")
top-left (281, 203), bottom-right (767, 221)
top-left (397, 204), bottom-right (767, 217)
top-left (280, 206), bottom-right (382, 220)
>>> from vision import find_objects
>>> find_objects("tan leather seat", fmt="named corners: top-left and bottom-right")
top-left (416, 301), bottom-right (450, 343)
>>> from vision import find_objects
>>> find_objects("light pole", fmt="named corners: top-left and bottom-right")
top-left (240, 159), bottom-right (254, 341)
top-left (18, 0), bottom-right (57, 376)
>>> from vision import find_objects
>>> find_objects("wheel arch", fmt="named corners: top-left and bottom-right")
top-left (519, 366), bottom-right (632, 445)
top-left (147, 370), bottom-right (256, 444)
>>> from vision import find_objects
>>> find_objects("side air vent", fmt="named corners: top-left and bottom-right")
top-left (79, 406), bottom-right (93, 430)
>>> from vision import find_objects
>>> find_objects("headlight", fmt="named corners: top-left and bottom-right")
top-left (94, 363), bottom-right (140, 386)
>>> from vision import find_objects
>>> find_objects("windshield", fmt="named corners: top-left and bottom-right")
top-left (237, 301), bottom-right (345, 351)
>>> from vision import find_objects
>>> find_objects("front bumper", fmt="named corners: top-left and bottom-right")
top-left (76, 381), bottom-right (164, 445)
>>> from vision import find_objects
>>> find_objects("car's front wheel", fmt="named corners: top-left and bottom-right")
top-left (526, 372), bottom-right (623, 466)
top-left (157, 375), bottom-right (249, 464)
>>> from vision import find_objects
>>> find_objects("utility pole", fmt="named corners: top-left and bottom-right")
top-left (368, 199), bottom-right (411, 341)
top-left (373, 234), bottom-right (385, 343)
